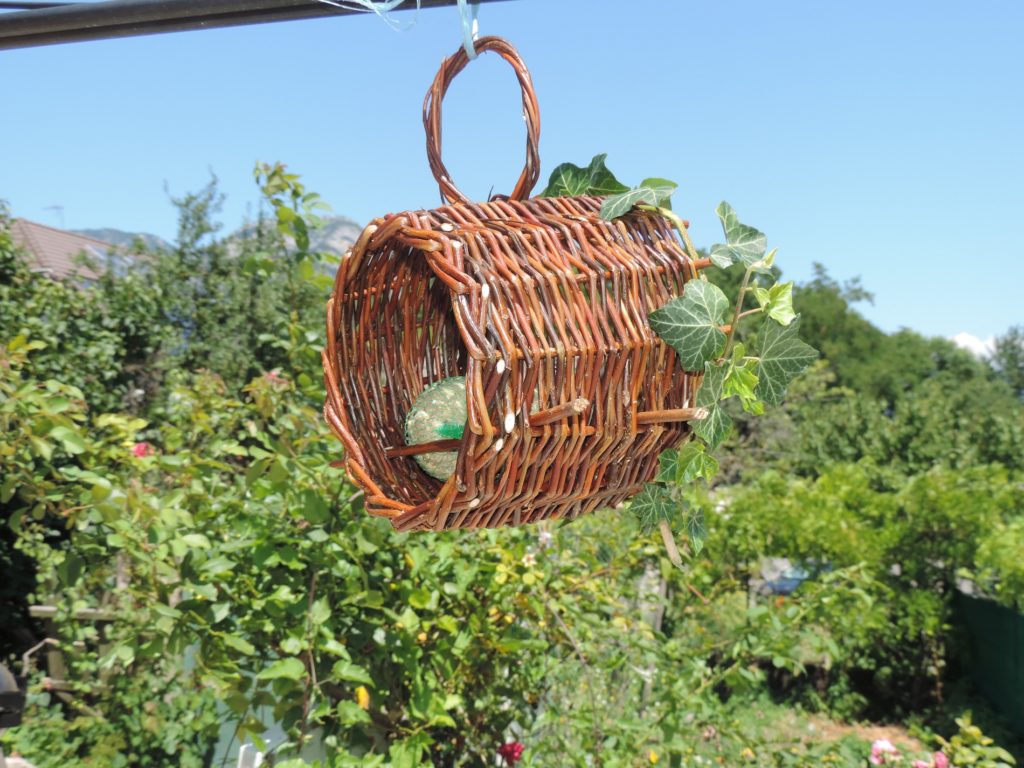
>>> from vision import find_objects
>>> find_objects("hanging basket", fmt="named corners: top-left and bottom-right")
top-left (323, 37), bottom-right (707, 532)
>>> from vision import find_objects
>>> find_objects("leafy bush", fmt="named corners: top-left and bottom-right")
top-left (3, 166), bottom-right (1022, 766)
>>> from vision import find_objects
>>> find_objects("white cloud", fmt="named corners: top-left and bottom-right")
top-left (951, 332), bottom-right (995, 358)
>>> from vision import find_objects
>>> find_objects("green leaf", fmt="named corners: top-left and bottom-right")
top-left (309, 597), bottom-right (331, 625)
top-left (630, 482), bottom-right (677, 532)
top-left (178, 533), bottom-right (211, 550)
top-left (331, 659), bottom-right (374, 686)
top-left (676, 442), bottom-right (719, 484)
top-left (709, 202), bottom-right (767, 268)
top-left (648, 281), bottom-right (730, 370)
top-left (28, 435), bottom-right (53, 460)
top-left (600, 187), bottom-right (659, 220)
top-left (752, 281), bottom-right (796, 326)
top-left (723, 359), bottom-right (762, 414)
top-left (222, 634), bottom-right (256, 656)
top-left (692, 403), bottom-right (733, 450)
top-left (408, 587), bottom-right (433, 610)
top-left (696, 360), bottom-right (727, 408)
top-left (754, 317), bottom-right (819, 406)
top-left (336, 700), bottom-right (371, 726)
top-left (49, 425), bottom-right (86, 455)
top-left (540, 154), bottom-right (629, 198)
top-left (640, 177), bottom-right (676, 210)
top-left (685, 506), bottom-right (707, 555)
top-left (302, 489), bottom-right (330, 525)
top-left (693, 362), bottom-right (733, 449)
top-left (599, 177), bottom-right (677, 220)
top-left (257, 656), bottom-right (306, 681)
top-left (656, 449), bottom-right (679, 483)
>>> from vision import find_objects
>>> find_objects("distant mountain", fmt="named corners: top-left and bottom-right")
top-left (72, 228), bottom-right (171, 252)
top-left (308, 216), bottom-right (361, 256)
top-left (73, 215), bottom-right (362, 261)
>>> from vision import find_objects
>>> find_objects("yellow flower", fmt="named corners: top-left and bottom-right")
top-left (740, 747), bottom-right (755, 760)
top-left (649, 749), bottom-right (659, 764)
top-left (417, 631), bottom-right (428, 644)
top-left (355, 685), bottom-right (370, 710)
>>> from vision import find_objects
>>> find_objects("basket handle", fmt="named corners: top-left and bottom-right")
top-left (423, 36), bottom-right (541, 206)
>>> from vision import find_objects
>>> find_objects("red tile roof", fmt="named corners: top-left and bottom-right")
top-left (10, 219), bottom-right (113, 281)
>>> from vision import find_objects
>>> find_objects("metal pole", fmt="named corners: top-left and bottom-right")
top-left (0, 0), bottom-right (509, 50)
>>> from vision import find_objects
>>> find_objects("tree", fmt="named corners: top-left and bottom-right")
top-left (992, 325), bottom-right (1024, 400)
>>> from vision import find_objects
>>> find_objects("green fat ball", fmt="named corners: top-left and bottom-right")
top-left (404, 377), bottom-right (467, 480)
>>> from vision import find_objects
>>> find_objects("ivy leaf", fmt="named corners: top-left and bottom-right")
top-left (540, 161), bottom-right (590, 197)
top-left (600, 187), bottom-right (659, 220)
top-left (708, 245), bottom-right (735, 269)
top-left (685, 506), bottom-right (707, 555)
top-left (754, 317), bottom-right (819, 406)
top-left (630, 482), bottom-right (677, 532)
top-left (693, 406), bottom-right (732, 449)
top-left (541, 154), bottom-right (629, 198)
top-left (696, 360), bottom-right (727, 409)
top-left (257, 656), bottom-right (306, 681)
top-left (600, 178), bottom-right (677, 220)
top-left (640, 177), bottom-right (678, 210)
top-left (671, 441), bottom-right (719, 485)
top-left (709, 202), bottom-right (767, 268)
top-left (752, 281), bottom-right (796, 326)
top-left (723, 359), bottom-right (763, 415)
top-left (648, 281), bottom-right (729, 371)
top-left (693, 361), bottom-right (733, 449)
top-left (657, 444), bottom-right (718, 486)
top-left (656, 449), bottom-right (679, 484)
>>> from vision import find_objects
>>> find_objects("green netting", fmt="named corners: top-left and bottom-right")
top-left (955, 593), bottom-right (1024, 734)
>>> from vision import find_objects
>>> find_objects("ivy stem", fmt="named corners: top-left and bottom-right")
top-left (723, 265), bottom-right (755, 361)
top-left (659, 520), bottom-right (682, 568)
top-left (657, 521), bottom-right (710, 603)
top-left (737, 307), bottom-right (763, 321)
top-left (640, 205), bottom-right (705, 278)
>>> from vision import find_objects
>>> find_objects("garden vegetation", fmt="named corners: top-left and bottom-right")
top-left (1, 165), bottom-right (1023, 767)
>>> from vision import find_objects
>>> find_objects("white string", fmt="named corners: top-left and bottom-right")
top-left (456, 0), bottom-right (480, 59)
top-left (314, 0), bottom-right (480, 58)
top-left (313, 0), bottom-right (420, 31)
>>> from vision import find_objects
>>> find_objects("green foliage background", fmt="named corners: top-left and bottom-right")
top-left (2, 167), bottom-right (1023, 767)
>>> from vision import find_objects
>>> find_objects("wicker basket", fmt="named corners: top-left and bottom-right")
top-left (323, 37), bottom-right (706, 532)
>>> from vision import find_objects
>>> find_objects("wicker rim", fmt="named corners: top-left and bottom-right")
top-left (423, 35), bottom-right (541, 206)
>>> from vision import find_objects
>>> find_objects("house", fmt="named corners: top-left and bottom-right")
top-left (9, 219), bottom-right (118, 282)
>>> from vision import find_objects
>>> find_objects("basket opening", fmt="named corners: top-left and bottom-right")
top-left (337, 244), bottom-right (469, 505)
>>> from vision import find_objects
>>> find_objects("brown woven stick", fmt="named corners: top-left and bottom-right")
top-left (385, 438), bottom-right (462, 459)
top-left (529, 398), bottom-right (590, 427)
top-left (386, 421), bottom-right (600, 459)
top-left (636, 407), bottom-right (709, 425)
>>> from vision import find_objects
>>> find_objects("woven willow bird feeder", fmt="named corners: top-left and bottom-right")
top-left (323, 37), bottom-right (708, 532)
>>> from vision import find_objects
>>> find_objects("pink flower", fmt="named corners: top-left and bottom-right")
top-left (131, 441), bottom-right (154, 457)
top-left (265, 369), bottom-right (285, 383)
top-left (498, 742), bottom-right (524, 765)
top-left (913, 761), bottom-right (931, 768)
top-left (933, 752), bottom-right (949, 768)
top-left (870, 739), bottom-right (900, 765)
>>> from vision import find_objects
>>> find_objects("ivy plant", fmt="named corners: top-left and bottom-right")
top-left (543, 156), bottom-right (818, 562)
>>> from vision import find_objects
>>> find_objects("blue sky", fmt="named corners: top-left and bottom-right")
top-left (2, 0), bottom-right (1021, 341)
